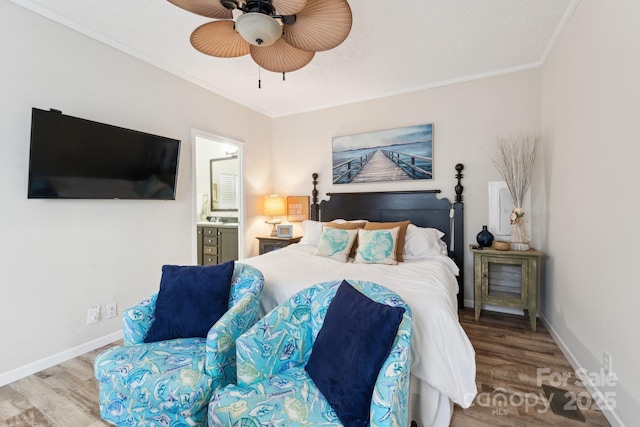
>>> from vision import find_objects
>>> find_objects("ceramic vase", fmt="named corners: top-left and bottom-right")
top-left (476, 225), bottom-right (494, 248)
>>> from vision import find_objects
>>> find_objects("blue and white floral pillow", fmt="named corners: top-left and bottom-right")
top-left (354, 227), bottom-right (400, 265)
top-left (313, 227), bottom-right (358, 262)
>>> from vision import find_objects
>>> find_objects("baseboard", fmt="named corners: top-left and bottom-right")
top-left (0, 330), bottom-right (123, 387)
top-left (539, 313), bottom-right (626, 427)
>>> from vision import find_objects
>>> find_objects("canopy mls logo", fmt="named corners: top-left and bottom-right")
top-left (473, 388), bottom-right (550, 415)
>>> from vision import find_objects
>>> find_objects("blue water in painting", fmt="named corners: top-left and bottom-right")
top-left (332, 141), bottom-right (432, 182)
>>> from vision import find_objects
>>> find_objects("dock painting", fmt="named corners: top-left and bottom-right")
top-left (332, 124), bottom-right (433, 184)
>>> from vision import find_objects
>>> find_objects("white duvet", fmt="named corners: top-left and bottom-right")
top-left (241, 243), bottom-right (477, 423)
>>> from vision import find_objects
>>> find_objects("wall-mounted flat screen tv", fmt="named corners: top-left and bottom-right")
top-left (28, 108), bottom-right (180, 200)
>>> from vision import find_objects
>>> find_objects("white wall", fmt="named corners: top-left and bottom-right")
top-left (540, 0), bottom-right (639, 424)
top-left (0, 0), bottom-right (272, 382)
top-left (272, 69), bottom-right (542, 306)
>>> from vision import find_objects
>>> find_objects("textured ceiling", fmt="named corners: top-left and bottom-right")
top-left (12, 0), bottom-right (575, 117)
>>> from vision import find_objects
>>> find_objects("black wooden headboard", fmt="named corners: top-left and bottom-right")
top-left (310, 164), bottom-right (465, 309)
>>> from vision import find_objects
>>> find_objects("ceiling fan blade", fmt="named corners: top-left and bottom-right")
top-left (272, 0), bottom-right (307, 16)
top-left (191, 21), bottom-right (250, 58)
top-left (250, 38), bottom-right (315, 73)
top-left (282, 0), bottom-right (352, 52)
top-left (167, 0), bottom-right (232, 19)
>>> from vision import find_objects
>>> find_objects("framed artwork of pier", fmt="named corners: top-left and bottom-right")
top-left (331, 123), bottom-right (433, 184)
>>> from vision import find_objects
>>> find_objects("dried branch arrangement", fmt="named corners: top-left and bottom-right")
top-left (492, 132), bottom-right (538, 208)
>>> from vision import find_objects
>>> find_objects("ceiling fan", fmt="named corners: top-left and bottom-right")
top-left (168, 0), bottom-right (352, 77)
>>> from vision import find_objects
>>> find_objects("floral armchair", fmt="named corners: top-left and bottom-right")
top-left (94, 263), bottom-right (264, 427)
top-left (207, 279), bottom-right (413, 427)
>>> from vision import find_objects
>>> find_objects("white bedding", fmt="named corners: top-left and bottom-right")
top-left (241, 243), bottom-right (477, 426)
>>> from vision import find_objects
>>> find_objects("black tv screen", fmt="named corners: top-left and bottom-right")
top-left (28, 108), bottom-right (180, 200)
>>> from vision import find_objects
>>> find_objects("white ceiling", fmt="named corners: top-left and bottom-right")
top-left (12, 0), bottom-right (575, 118)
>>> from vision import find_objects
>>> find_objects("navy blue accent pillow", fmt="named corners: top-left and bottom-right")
top-left (305, 280), bottom-right (406, 427)
top-left (144, 261), bottom-right (234, 343)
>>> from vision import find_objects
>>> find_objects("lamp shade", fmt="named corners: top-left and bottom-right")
top-left (236, 12), bottom-right (282, 47)
top-left (263, 195), bottom-right (286, 216)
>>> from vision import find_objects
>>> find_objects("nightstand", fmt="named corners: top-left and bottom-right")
top-left (257, 236), bottom-right (302, 255)
top-left (470, 245), bottom-right (544, 332)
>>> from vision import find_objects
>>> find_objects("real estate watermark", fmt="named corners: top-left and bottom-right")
top-left (469, 367), bottom-right (617, 416)
top-left (537, 367), bottom-right (617, 411)
top-left (537, 367), bottom-right (618, 389)
top-left (474, 387), bottom-right (549, 416)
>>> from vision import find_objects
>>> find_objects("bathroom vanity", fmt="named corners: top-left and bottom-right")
top-left (196, 221), bottom-right (239, 265)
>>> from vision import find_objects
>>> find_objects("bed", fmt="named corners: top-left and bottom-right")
top-left (241, 164), bottom-right (476, 427)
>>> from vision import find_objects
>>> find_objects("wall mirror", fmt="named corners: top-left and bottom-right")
top-left (210, 156), bottom-right (239, 211)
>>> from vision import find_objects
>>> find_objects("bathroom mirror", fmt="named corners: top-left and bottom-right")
top-left (210, 156), bottom-right (239, 211)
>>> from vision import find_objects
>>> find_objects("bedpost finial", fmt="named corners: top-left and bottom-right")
top-left (312, 173), bottom-right (319, 201)
top-left (455, 164), bottom-right (464, 203)
top-left (311, 173), bottom-right (319, 221)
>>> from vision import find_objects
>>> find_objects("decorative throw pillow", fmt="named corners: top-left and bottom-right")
top-left (325, 221), bottom-right (367, 258)
top-left (363, 220), bottom-right (410, 262)
top-left (327, 219), bottom-right (367, 226)
top-left (354, 227), bottom-right (400, 265)
top-left (305, 281), bottom-right (406, 427)
top-left (313, 227), bottom-right (358, 263)
top-left (403, 224), bottom-right (447, 260)
top-left (324, 221), bottom-right (367, 230)
top-left (144, 261), bottom-right (234, 343)
top-left (299, 220), bottom-right (326, 246)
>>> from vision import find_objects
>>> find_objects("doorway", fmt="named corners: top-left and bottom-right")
top-left (192, 129), bottom-right (244, 263)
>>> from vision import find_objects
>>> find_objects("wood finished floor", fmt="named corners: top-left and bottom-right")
top-left (0, 310), bottom-right (611, 426)
top-left (451, 309), bottom-right (611, 427)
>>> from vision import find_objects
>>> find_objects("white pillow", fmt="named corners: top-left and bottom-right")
top-left (299, 220), bottom-right (366, 246)
top-left (438, 239), bottom-right (449, 255)
top-left (403, 224), bottom-right (447, 259)
top-left (329, 219), bottom-right (368, 225)
top-left (299, 220), bottom-right (326, 246)
top-left (313, 227), bottom-right (358, 263)
top-left (354, 227), bottom-right (399, 265)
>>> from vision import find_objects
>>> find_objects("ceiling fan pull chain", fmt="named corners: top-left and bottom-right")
top-left (282, 72), bottom-right (285, 81)
top-left (258, 66), bottom-right (262, 89)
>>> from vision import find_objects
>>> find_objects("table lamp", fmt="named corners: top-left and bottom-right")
top-left (263, 194), bottom-right (286, 236)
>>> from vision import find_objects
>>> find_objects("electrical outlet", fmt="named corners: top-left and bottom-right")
top-left (87, 304), bottom-right (101, 325)
top-left (106, 303), bottom-right (118, 319)
top-left (603, 351), bottom-right (613, 379)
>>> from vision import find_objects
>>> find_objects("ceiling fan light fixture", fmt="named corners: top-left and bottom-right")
top-left (169, 0), bottom-right (352, 76)
top-left (236, 12), bottom-right (282, 47)
top-left (220, 0), bottom-right (239, 10)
